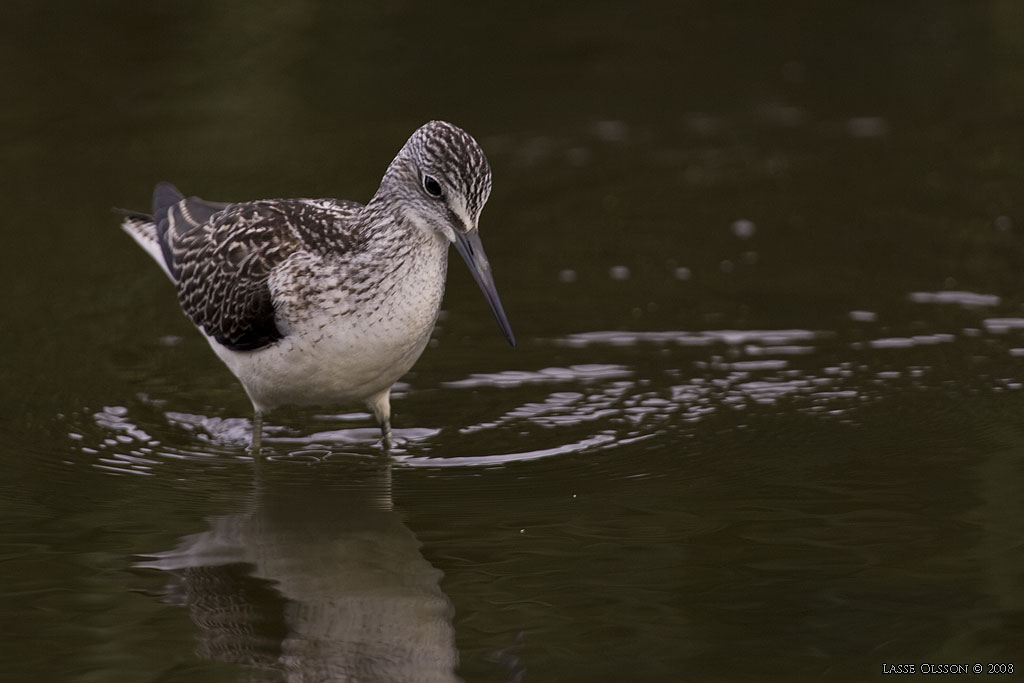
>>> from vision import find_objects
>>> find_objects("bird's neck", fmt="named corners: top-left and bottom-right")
top-left (359, 158), bottom-right (450, 271)
top-left (349, 200), bottom-right (450, 341)
top-left (355, 189), bottom-right (450, 273)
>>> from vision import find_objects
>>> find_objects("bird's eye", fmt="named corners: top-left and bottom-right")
top-left (422, 175), bottom-right (443, 198)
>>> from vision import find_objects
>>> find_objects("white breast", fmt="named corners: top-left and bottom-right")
top-left (211, 232), bottom-right (450, 413)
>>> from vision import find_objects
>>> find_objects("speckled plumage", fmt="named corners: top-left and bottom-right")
top-left (121, 121), bottom-right (514, 449)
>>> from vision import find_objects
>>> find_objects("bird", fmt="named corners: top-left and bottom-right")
top-left (120, 120), bottom-right (515, 452)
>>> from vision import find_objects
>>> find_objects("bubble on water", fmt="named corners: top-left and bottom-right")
top-left (609, 265), bottom-right (630, 280)
top-left (996, 215), bottom-right (1013, 231)
top-left (673, 266), bottom-right (692, 281)
top-left (731, 219), bottom-right (757, 239)
top-left (559, 269), bottom-right (578, 283)
top-left (849, 310), bottom-right (878, 322)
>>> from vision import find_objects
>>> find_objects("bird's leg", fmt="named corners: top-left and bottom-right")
top-left (367, 388), bottom-right (393, 452)
top-left (250, 409), bottom-right (264, 456)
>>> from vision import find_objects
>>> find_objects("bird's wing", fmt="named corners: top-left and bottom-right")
top-left (160, 189), bottom-right (365, 351)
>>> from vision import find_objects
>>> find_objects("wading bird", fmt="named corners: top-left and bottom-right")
top-left (121, 121), bottom-right (514, 451)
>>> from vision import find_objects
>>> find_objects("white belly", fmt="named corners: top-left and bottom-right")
top-left (212, 315), bottom-right (434, 413)
top-left (213, 237), bottom-right (448, 413)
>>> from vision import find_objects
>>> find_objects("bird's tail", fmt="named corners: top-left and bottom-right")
top-left (115, 206), bottom-right (174, 281)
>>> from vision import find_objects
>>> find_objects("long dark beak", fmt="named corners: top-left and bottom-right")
top-left (452, 229), bottom-right (516, 347)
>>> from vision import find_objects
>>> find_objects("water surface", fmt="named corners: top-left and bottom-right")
top-left (3, 2), bottom-right (1024, 681)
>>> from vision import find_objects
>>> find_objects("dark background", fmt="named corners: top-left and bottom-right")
top-left (1, 2), bottom-right (1023, 681)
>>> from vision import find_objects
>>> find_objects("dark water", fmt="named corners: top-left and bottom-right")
top-left (3, 2), bottom-right (1024, 681)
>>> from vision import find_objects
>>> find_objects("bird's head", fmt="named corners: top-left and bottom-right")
top-left (380, 120), bottom-right (514, 347)
top-left (393, 120), bottom-right (492, 242)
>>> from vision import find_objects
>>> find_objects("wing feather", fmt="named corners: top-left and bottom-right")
top-left (158, 189), bottom-right (365, 351)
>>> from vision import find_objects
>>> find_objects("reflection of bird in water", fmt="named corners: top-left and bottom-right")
top-left (120, 120), bottom-right (515, 451)
top-left (136, 468), bottom-right (460, 682)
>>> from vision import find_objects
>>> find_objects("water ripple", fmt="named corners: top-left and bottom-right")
top-left (908, 290), bottom-right (1001, 308)
top-left (69, 406), bottom-right (418, 475)
top-left (983, 318), bottom-right (1024, 334)
top-left (859, 334), bottom-right (956, 349)
top-left (442, 364), bottom-right (631, 388)
top-left (72, 299), bottom-right (1024, 473)
top-left (555, 329), bottom-right (822, 348)
top-left (396, 432), bottom-right (620, 468)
